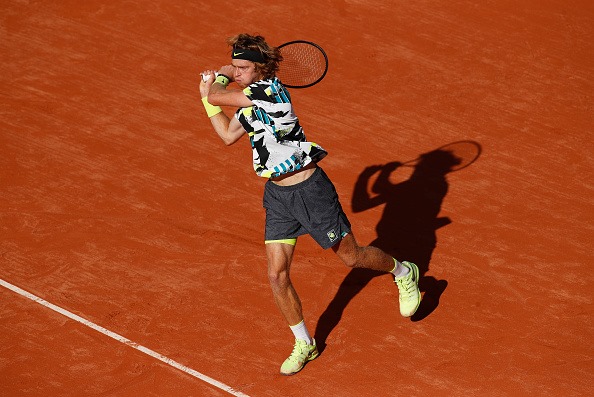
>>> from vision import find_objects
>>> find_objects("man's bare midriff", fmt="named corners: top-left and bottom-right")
top-left (270, 162), bottom-right (317, 186)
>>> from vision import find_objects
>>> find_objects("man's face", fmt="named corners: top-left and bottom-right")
top-left (232, 59), bottom-right (261, 88)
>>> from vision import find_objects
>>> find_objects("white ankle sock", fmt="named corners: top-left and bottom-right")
top-left (391, 259), bottom-right (410, 278)
top-left (290, 320), bottom-right (313, 345)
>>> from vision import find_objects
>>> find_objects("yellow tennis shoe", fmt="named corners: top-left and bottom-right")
top-left (395, 261), bottom-right (421, 317)
top-left (280, 339), bottom-right (319, 376)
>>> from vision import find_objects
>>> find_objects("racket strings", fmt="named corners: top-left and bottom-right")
top-left (278, 43), bottom-right (327, 87)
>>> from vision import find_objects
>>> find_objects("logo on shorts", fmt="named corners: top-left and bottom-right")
top-left (327, 229), bottom-right (338, 242)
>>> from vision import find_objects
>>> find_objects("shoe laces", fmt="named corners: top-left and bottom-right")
top-left (396, 274), bottom-right (416, 299)
top-left (288, 340), bottom-right (309, 362)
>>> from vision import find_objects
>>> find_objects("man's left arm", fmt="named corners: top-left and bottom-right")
top-left (199, 70), bottom-right (248, 146)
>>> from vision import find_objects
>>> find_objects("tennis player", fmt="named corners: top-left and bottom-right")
top-left (199, 33), bottom-right (421, 376)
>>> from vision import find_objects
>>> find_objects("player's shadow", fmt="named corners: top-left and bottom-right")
top-left (314, 142), bottom-right (481, 353)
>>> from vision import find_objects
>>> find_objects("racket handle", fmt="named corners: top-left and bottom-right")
top-left (201, 72), bottom-right (219, 82)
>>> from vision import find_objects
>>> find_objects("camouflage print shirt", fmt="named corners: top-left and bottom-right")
top-left (235, 77), bottom-right (327, 178)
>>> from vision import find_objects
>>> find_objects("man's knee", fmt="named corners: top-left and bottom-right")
top-left (333, 233), bottom-right (359, 267)
top-left (268, 266), bottom-right (288, 284)
top-left (336, 248), bottom-right (361, 268)
top-left (267, 256), bottom-right (292, 289)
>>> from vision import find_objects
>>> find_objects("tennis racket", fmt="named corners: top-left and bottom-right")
top-left (201, 40), bottom-right (328, 88)
top-left (276, 40), bottom-right (328, 88)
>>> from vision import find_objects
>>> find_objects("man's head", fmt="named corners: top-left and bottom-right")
top-left (227, 34), bottom-right (282, 86)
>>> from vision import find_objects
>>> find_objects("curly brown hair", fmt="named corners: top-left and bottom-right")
top-left (227, 33), bottom-right (283, 79)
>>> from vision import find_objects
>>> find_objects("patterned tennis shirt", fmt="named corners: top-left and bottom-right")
top-left (235, 77), bottom-right (327, 178)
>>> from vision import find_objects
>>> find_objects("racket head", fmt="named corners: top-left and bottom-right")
top-left (276, 40), bottom-right (328, 88)
top-left (403, 141), bottom-right (482, 172)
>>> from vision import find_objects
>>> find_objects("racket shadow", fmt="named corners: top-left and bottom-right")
top-left (314, 142), bottom-right (481, 352)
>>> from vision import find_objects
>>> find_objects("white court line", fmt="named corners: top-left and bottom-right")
top-left (0, 278), bottom-right (250, 397)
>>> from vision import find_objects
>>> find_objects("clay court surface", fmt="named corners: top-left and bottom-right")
top-left (1, 1), bottom-right (593, 396)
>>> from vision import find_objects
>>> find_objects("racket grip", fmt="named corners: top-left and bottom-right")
top-left (201, 72), bottom-right (219, 82)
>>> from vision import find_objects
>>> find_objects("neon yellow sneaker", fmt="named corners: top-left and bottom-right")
top-left (395, 261), bottom-right (421, 317)
top-left (280, 339), bottom-right (319, 376)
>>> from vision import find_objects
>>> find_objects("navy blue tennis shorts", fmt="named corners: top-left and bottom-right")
top-left (263, 167), bottom-right (352, 249)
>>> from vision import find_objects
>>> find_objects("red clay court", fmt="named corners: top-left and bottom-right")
top-left (1, 1), bottom-right (592, 396)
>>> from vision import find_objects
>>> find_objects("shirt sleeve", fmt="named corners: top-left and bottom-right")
top-left (243, 82), bottom-right (270, 102)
